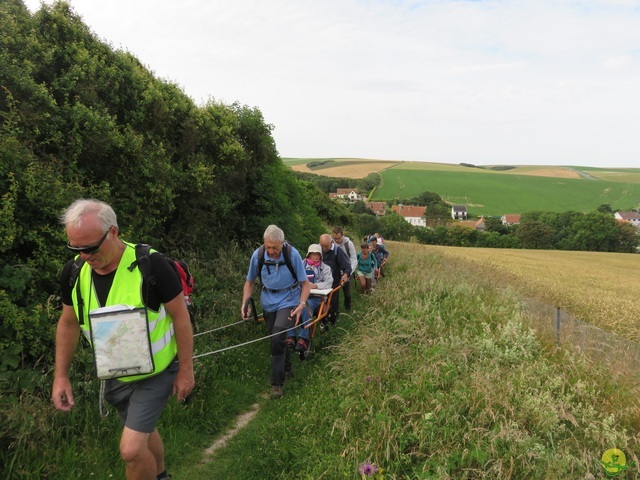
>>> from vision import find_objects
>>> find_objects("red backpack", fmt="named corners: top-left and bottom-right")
top-left (132, 245), bottom-right (196, 326)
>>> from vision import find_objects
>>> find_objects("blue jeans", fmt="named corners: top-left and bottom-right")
top-left (287, 297), bottom-right (322, 340)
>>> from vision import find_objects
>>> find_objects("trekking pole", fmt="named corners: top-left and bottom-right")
top-left (243, 297), bottom-right (261, 323)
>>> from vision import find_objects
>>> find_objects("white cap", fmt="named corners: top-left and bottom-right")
top-left (306, 243), bottom-right (323, 258)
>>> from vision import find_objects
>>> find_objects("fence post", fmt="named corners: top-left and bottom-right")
top-left (556, 307), bottom-right (561, 345)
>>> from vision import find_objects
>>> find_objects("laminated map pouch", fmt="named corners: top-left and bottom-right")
top-left (89, 305), bottom-right (155, 380)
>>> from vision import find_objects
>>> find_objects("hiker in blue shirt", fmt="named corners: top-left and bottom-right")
top-left (285, 244), bottom-right (333, 354)
top-left (241, 225), bottom-right (310, 399)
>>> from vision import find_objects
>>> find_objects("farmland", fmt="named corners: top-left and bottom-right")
top-left (284, 157), bottom-right (399, 178)
top-left (283, 158), bottom-right (640, 216)
top-left (377, 168), bottom-right (640, 216)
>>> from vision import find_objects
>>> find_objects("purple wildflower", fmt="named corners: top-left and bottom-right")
top-left (366, 376), bottom-right (372, 383)
top-left (359, 461), bottom-right (379, 476)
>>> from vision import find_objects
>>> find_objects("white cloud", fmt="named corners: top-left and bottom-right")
top-left (20, 0), bottom-right (640, 167)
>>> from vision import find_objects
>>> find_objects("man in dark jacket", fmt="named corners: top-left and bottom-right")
top-left (319, 234), bottom-right (352, 325)
top-left (332, 226), bottom-right (357, 311)
top-left (370, 237), bottom-right (389, 276)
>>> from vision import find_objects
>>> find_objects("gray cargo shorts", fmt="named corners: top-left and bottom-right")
top-left (104, 359), bottom-right (178, 433)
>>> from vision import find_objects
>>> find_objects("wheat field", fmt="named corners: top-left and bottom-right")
top-left (416, 244), bottom-right (640, 342)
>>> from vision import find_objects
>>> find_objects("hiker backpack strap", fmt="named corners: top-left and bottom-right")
top-left (256, 245), bottom-right (266, 284)
top-left (69, 257), bottom-right (86, 325)
top-left (128, 243), bottom-right (156, 287)
top-left (281, 243), bottom-right (296, 280)
top-left (256, 242), bottom-right (297, 283)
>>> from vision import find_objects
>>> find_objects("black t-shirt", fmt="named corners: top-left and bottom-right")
top-left (60, 251), bottom-right (183, 312)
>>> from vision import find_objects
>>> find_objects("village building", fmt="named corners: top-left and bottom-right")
top-left (614, 211), bottom-right (640, 230)
top-left (501, 214), bottom-right (521, 226)
top-left (334, 188), bottom-right (363, 202)
top-left (391, 204), bottom-right (427, 227)
top-left (365, 201), bottom-right (387, 216)
top-left (451, 205), bottom-right (468, 220)
top-left (453, 218), bottom-right (486, 231)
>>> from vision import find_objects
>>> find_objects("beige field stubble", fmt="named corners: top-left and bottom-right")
top-left (291, 160), bottom-right (400, 178)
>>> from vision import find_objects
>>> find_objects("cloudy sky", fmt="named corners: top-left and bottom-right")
top-left (23, 0), bottom-right (640, 168)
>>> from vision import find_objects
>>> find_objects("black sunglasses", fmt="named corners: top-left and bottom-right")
top-left (67, 228), bottom-right (111, 255)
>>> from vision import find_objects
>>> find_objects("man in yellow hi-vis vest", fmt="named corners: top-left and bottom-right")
top-left (52, 199), bottom-right (194, 480)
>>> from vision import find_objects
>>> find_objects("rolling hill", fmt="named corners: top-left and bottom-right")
top-left (284, 158), bottom-right (640, 216)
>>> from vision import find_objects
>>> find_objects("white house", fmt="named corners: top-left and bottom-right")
top-left (391, 204), bottom-right (427, 227)
top-left (615, 211), bottom-right (640, 229)
top-left (335, 188), bottom-right (362, 202)
top-left (451, 205), bottom-right (467, 220)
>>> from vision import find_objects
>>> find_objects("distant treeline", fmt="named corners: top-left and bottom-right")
top-left (291, 171), bottom-right (381, 194)
top-left (307, 159), bottom-right (334, 169)
top-left (380, 205), bottom-right (639, 254)
top-left (460, 162), bottom-right (516, 171)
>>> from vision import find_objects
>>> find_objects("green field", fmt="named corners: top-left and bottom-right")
top-left (376, 167), bottom-right (640, 216)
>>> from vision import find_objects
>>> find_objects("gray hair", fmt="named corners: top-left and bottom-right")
top-left (61, 199), bottom-right (118, 231)
top-left (263, 224), bottom-right (285, 243)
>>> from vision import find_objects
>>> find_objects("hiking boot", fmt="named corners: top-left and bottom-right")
top-left (270, 385), bottom-right (283, 399)
top-left (285, 337), bottom-right (296, 349)
top-left (295, 338), bottom-right (308, 353)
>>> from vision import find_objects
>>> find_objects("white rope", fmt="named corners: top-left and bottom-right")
top-left (193, 322), bottom-right (302, 359)
top-left (193, 320), bottom-right (246, 337)
top-left (192, 289), bottom-right (338, 359)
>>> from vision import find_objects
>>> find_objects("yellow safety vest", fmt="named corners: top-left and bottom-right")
top-left (72, 242), bottom-right (177, 382)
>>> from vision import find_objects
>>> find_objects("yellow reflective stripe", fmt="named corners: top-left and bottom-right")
top-left (151, 323), bottom-right (175, 355)
top-left (147, 306), bottom-right (167, 332)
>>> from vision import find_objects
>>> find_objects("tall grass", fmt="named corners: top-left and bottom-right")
top-left (190, 241), bottom-right (640, 479)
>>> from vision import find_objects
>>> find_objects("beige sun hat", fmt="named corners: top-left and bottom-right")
top-left (306, 243), bottom-right (323, 258)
